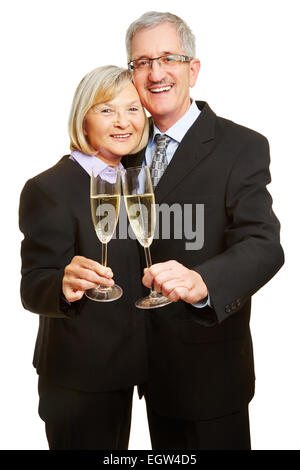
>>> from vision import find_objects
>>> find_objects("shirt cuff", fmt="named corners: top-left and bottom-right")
top-left (192, 292), bottom-right (212, 308)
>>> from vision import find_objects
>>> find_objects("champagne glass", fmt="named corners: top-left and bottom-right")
top-left (122, 165), bottom-right (172, 309)
top-left (85, 167), bottom-right (123, 302)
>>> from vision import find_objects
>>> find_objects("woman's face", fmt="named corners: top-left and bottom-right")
top-left (84, 82), bottom-right (145, 164)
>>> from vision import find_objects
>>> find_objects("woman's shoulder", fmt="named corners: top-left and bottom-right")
top-left (26, 155), bottom-right (88, 187)
top-left (20, 155), bottom-right (89, 203)
top-left (32, 155), bottom-right (82, 180)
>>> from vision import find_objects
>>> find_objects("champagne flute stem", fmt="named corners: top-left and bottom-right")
top-left (144, 245), bottom-right (152, 269)
top-left (102, 242), bottom-right (108, 267)
top-left (144, 246), bottom-right (156, 296)
top-left (98, 242), bottom-right (111, 292)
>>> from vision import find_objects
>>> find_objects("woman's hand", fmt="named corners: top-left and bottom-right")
top-left (62, 255), bottom-right (114, 302)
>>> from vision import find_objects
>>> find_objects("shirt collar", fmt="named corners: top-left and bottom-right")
top-left (150, 100), bottom-right (201, 144)
top-left (70, 150), bottom-right (124, 176)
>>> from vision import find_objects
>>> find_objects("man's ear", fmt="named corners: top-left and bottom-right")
top-left (189, 59), bottom-right (201, 88)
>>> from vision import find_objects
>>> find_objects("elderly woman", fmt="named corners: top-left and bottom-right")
top-left (19, 66), bottom-right (148, 450)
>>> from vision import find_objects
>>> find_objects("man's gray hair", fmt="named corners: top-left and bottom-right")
top-left (125, 11), bottom-right (196, 61)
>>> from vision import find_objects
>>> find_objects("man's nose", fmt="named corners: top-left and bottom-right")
top-left (148, 59), bottom-right (167, 82)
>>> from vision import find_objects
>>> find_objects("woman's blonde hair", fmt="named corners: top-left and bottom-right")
top-left (68, 65), bottom-right (148, 155)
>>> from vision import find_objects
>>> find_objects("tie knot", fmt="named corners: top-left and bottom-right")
top-left (155, 134), bottom-right (171, 149)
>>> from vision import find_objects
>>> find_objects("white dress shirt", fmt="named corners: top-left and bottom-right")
top-left (145, 99), bottom-right (201, 166)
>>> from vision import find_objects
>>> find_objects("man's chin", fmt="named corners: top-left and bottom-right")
top-left (147, 105), bottom-right (174, 120)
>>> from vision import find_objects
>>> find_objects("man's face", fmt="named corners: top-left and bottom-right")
top-left (130, 22), bottom-right (200, 130)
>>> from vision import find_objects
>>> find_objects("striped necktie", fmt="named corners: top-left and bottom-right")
top-left (150, 134), bottom-right (171, 189)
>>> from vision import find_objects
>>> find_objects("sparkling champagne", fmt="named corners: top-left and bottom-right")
top-left (121, 165), bottom-right (171, 309)
top-left (90, 194), bottom-right (120, 244)
top-left (124, 193), bottom-right (155, 247)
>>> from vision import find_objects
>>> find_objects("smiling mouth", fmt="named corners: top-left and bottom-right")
top-left (148, 84), bottom-right (173, 94)
top-left (110, 133), bottom-right (132, 140)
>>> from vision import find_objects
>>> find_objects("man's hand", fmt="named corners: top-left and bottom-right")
top-left (62, 255), bottom-right (114, 302)
top-left (142, 260), bottom-right (208, 304)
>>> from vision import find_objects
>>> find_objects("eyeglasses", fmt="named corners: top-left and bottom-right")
top-left (128, 54), bottom-right (192, 72)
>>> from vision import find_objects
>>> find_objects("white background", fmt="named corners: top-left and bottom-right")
top-left (0, 0), bottom-right (299, 450)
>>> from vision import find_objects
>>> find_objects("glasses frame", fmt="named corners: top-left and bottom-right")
top-left (128, 54), bottom-right (193, 72)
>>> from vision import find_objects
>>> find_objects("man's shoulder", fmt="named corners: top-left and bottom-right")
top-left (219, 115), bottom-right (268, 144)
top-left (196, 101), bottom-right (268, 145)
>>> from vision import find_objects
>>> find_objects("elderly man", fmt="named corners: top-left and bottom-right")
top-left (123, 11), bottom-right (284, 450)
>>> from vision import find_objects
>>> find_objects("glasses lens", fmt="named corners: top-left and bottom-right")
top-left (161, 55), bottom-right (181, 65)
top-left (134, 59), bottom-right (150, 70)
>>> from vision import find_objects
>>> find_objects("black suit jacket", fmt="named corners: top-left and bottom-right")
top-left (122, 101), bottom-right (284, 420)
top-left (19, 101), bottom-right (284, 420)
top-left (19, 157), bottom-right (148, 392)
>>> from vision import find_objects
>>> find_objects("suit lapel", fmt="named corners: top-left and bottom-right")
top-left (122, 150), bottom-right (145, 169)
top-left (154, 102), bottom-right (217, 203)
top-left (121, 102), bottom-right (217, 202)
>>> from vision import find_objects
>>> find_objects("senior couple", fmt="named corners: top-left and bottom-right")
top-left (19, 11), bottom-right (284, 450)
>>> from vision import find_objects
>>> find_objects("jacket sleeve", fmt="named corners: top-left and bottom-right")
top-left (195, 133), bottom-right (284, 323)
top-left (19, 177), bottom-right (78, 318)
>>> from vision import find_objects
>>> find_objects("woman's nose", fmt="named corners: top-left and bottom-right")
top-left (114, 113), bottom-right (129, 128)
